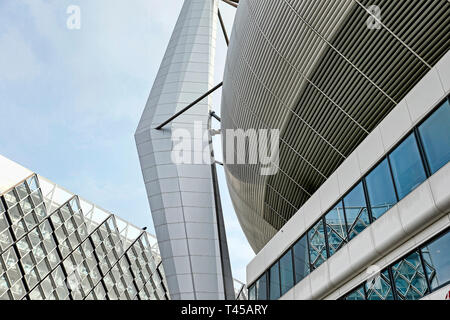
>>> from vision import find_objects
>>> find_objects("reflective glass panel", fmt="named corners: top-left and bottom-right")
top-left (256, 273), bottom-right (267, 300)
top-left (0, 213), bottom-right (9, 232)
top-left (15, 183), bottom-right (28, 200)
top-left (249, 284), bottom-right (257, 301)
top-left (365, 269), bottom-right (394, 300)
top-left (389, 134), bottom-right (427, 200)
top-left (308, 219), bottom-right (327, 270)
top-left (269, 262), bottom-right (280, 300)
top-left (325, 201), bottom-right (347, 256)
top-left (0, 229), bottom-right (13, 251)
top-left (26, 176), bottom-right (39, 192)
top-left (30, 190), bottom-right (43, 207)
top-left (0, 175), bottom-right (169, 300)
top-left (4, 190), bottom-right (18, 208)
top-left (279, 250), bottom-right (294, 296)
top-left (392, 251), bottom-right (428, 300)
top-left (421, 231), bottom-right (450, 290)
top-left (344, 285), bottom-right (365, 300)
top-left (343, 182), bottom-right (370, 240)
top-left (293, 235), bottom-right (310, 284)
top-left (365, 159), bottom-right (397, 220)
top-left (418, 100), bottom-right (450, 174)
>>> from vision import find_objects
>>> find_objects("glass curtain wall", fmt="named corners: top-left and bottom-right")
top-left (249, 97), bottom-right (450, 300)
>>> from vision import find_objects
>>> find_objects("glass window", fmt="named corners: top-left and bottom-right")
top-left (0, 229), bottom-right (13, 251)
top-left (15, 182), bottom-right (28, 200)
top-left (29, 287), bottom-right (43, 300)
top-left (308, 219), bottom-right (327, 270)
top-left (279, 250), bottom-right (294, 296)
top-left (344, 285), bottom-right (365, 300)
top-left (4, 190), bottom-right (18, 208)
top-left (0, 213), bottom-right (9, 233)
top-left (325, 201), bottom-right (347, 256)
top-left (10, 280), bottom-right (25, 299)
top-left (293, 235), bottom-right (310, 284)
top-left (365, 269), bottom-right (394, 300)
top-left (269, 263), bottom-right (280, 300)
top-left (391, 251), bottom-right (428, 300)
top-left (389, 134), bottom-right (427, 200)
top-left (248, 284), bottom-right (256, 300)
top-left (418, 100), bottom-right (450, 174)
top-left (256, 273), bottom-right (267, 300)
top-left (343, 182), bottom-right (370, 240)
top-left (27, 176), bottom-right (39, 193)
top-left (365, 159), bottom-right (398, 220)
top-left (421, 231), bottom-right (450, 290)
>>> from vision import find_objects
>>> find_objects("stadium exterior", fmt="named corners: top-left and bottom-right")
top-left (220, 1), bottom-right (450, 300)
top-left (0, 155), bottom-right (169, 300)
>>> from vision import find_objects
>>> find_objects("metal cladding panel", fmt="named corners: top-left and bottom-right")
top-left (135, 0), bottom-right (234, 300)
top-left (221, 0), bottom-right (450, 252)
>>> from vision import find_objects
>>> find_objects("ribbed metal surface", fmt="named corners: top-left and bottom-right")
top-left (221, 0), bottom-right (450, 252)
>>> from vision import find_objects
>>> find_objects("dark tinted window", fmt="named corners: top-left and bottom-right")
top-left (339, 229), bottom-right (450, 300)
top-left (418, 100), bottom-right (450, 174)
top-left (308, 219), bottom-right (327, 270)
top-left (325, 201), bottom-right (347, 256)
top-left (248, 284), bottom-right (256, 300)
top-left (365, 269), bottom-right (394, 300)
top-left (421, 231), bottom-right (450, 290)
top-left (343, 182), bottom-right (370, 240)
top-left (269, 262), bottom-right (280, 300)
top-left (293, 235), bottom-right (310, 284)
top-left (344, 285), bottom-right (365, 300)
top-left (365, 159), bottom-right (398, 220)
top-left (391, 251), bottom-right (428, 300)
top-left (389, 134), bottom-right (427, 200)
top-left (256, 273), bottom-right (267, 300)
top-left (279, 250), bottom-right (294, 295)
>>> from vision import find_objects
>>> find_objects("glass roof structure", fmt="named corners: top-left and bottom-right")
top-left (0, 173), bottom-right (169, 300)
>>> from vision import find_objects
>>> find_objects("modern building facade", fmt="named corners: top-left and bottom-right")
top-left (220, 0), bottom-right (450, 300)
top-left (0, 155), bottom-right (169, 300)
top-left (135, 0), bottom-right (234, 300)
top-left (233, 278), bottom-right (248, 300)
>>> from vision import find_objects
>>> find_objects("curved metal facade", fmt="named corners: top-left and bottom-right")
top-left (221, 0), bottom-right (450, 252)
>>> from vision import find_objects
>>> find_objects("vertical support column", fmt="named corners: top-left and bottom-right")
top-left (135, 0), bottom-right (234, 300)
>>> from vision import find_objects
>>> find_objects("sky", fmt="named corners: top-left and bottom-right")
top-left (0, 0), bottom-right (254, 282)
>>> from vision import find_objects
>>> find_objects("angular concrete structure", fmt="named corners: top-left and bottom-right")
top-left (135, 0), bottom-right (234, 300)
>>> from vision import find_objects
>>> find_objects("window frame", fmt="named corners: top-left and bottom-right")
top-left (387, 132), bottom-right (428, 201)
top-left (268, 260), bottom-right (281, 300)
top-left (324, 201), bottom-right (348, 256)
top-left (416, 98), bottom-right (450, 175)
top-left (279, 249), bottom-right (294, 296)
top-left (340, 227), bottom-right (450, 300)
top-left (292, 234), bottom-right (310, 285)
top-left (248, 96), bottom-right (450, 300)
